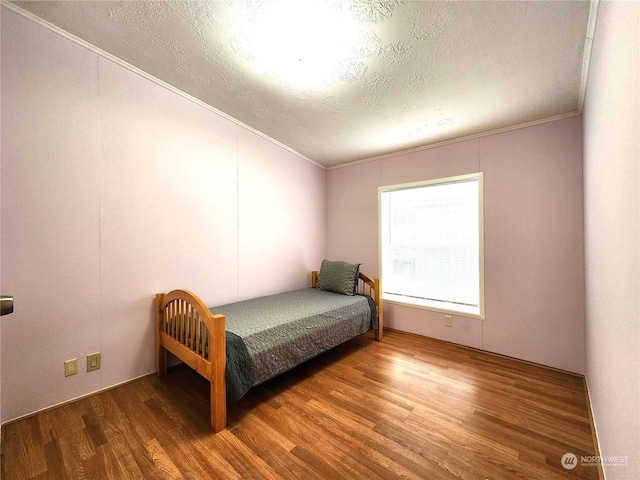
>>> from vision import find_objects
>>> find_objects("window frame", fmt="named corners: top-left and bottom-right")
top-left (378, 172), bottom-right (485, 319)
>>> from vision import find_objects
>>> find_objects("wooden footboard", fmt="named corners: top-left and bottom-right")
top-left (156, 271), bottom-right (382, 432)
top-left (155, 290), bottom-right (227, 432)
top-left (311, 270), bottom-right (384, 340)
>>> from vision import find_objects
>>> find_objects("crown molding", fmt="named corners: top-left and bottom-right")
top-left (578, 0), bottom-right (601, 113)
top-left (329, 111), bottom-right (582, 170)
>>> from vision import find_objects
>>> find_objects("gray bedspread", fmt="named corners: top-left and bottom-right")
top-left (211, 288), bottom-right (376, 401)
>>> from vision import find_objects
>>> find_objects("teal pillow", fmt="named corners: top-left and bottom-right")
top-left (317, 259), bottom-right (360, 296)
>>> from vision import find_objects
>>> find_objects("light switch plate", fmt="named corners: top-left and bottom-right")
top-left (87, 352), bottom-right (101, 372)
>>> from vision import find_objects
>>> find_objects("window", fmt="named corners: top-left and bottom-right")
top-left (379, 173), bottom-right (484, 318)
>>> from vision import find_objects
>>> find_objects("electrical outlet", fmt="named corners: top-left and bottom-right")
top-left (64, 358), bottom-right (78, 377)
top-left (87, 352), bottom-right (101, 372)
top-left (445, 315), bottom-right (453, 327)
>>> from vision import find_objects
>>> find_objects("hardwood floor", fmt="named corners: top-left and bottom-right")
top-left (2, 329), bottom-right (601, 479)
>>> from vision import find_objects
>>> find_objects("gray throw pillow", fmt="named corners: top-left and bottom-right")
top-left (317, 259), bottom-right (360, 295)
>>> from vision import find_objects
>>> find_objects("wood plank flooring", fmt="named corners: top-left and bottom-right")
top-left (2, 329), bottom-right (601, 479)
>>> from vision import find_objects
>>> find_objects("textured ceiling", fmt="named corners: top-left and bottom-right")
top-left (7, 0), bottom-right (593, 168)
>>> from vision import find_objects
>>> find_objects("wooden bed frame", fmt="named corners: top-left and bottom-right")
top-left (155, 271), bottom-right (383, 432)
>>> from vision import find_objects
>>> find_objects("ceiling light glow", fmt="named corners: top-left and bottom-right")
top-left (231, 0), bottom-right (366, 89)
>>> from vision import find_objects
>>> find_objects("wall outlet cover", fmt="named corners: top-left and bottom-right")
top-left (64, 358), bottom-right (78, 377)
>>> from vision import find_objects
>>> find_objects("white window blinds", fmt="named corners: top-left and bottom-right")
top-left (380, 174), bottom-right (483, 316)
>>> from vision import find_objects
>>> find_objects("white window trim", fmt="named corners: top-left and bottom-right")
top-left (378, 172), bottom-right (485, 320)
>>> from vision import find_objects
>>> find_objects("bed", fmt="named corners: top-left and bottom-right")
top-left (155, 260), bottom-right (383, 432)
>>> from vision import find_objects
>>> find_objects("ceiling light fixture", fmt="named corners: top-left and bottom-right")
top-left (230, 0), bottom-right (366, 89)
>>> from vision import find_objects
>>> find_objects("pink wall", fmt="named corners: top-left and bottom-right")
top-left (0, 8), bottom-right (327, 422)
top-left (328, 116), bottom-right (586, 374)
top-left (583, 0), bottom-right (639, 476)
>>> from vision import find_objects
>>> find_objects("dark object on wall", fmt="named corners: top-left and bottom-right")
top-left (1, 296), bottom-right (14, 316)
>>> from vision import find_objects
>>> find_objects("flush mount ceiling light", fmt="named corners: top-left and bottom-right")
top-left (230, 0), bottom-right (373, 89)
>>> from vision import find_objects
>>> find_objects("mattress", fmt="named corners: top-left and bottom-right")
top-left (210, 288), bottom-right (377, 401)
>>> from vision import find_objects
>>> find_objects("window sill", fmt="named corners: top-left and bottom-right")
top-left (382, 293), bottom-right (484, 320)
